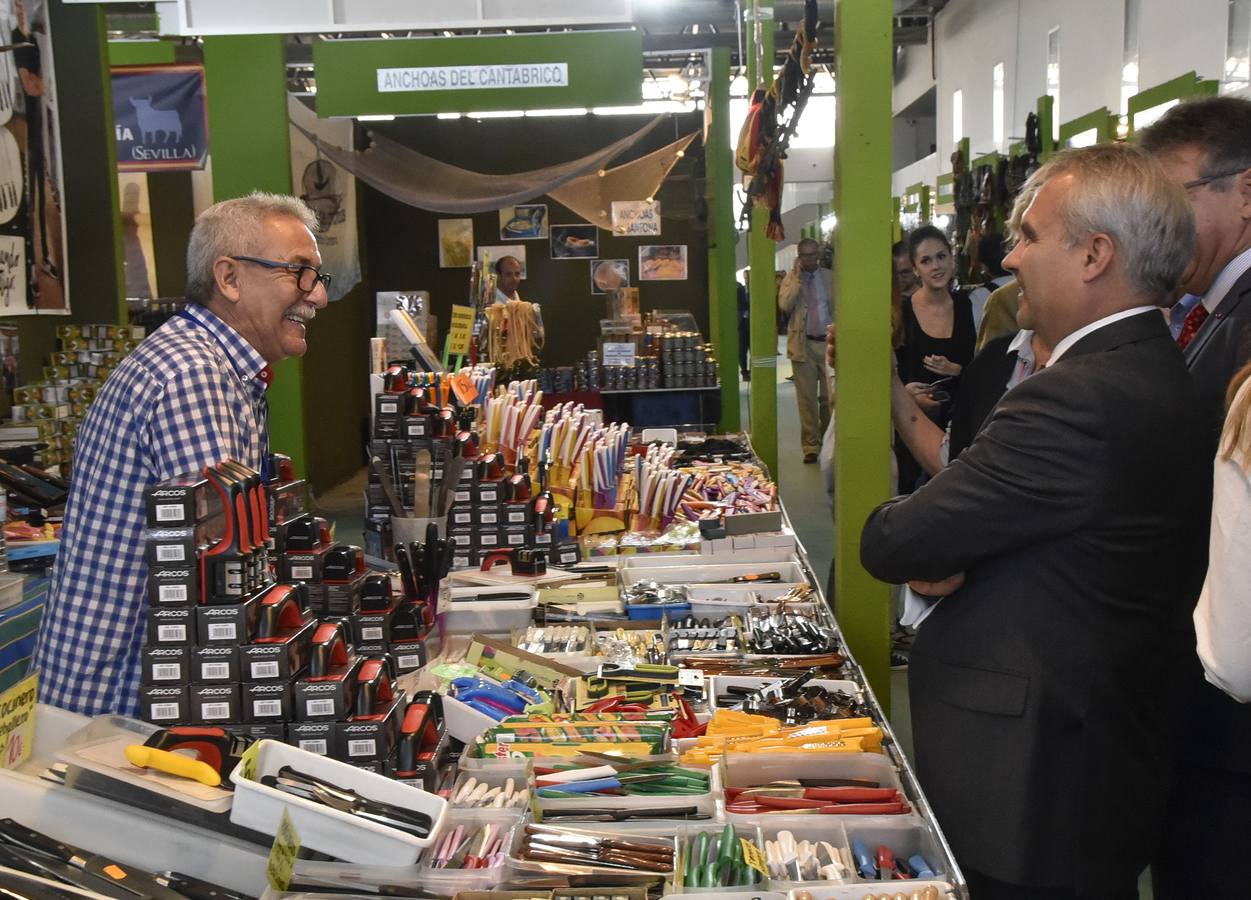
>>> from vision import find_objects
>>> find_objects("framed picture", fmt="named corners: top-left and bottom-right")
top-left (477, 244), bottom-right (527, 278)
top-left (590, 259), bottom-right (630, 295)
top-left (550, 224), bottom-right (599, 259)
top-left (498, 204), bottom-right (548, 240)
top-left (437, 218), bottom-right (473, 268)
top-left (638, 244), bottom-right (688, 281)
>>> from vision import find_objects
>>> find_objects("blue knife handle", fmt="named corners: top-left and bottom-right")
top-left (538, 777), bottom-right (623, 795)
top-left (852, 839), bottom-right (876, 879)
top-left (909, 854), bottom-right (936, 878)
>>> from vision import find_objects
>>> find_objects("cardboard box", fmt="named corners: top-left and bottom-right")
top-left (145, 606), bottom-right (194, 646)
top-left (144, 475), bottom-right (212, 527)
top-left (140, 645), bottom-right (190, 685)
top-left (448, 505), bottom-right (474, 528)
top-left (501, 525), bottom-right (528, 548)
top-left (476, 528), bottom-right (502, 549)
top-left (500, 501), bottom-right (529, 527)
top-left (140, 684), bottom-right (189, 724)
top-left (147, 564), bottom-right (199, 607)
top-left (474, 481), bottom-right (502, 505)
top-left (335, 694), bottom-right (403, 764)
top-left (239, 617), bottom-right (316, 682)
top-left (279, 542), bottom-right (333, 583)
top-left (144, 529), bottom-right (198, 567)
top-left (243, 680), bottom-right (294, 723)
top-left (191, 644), bottom-right (240, 683)
top-left (195, 592), bottom-right (261, 646)
top-left (352, 606), bottom-right (395, 645)
top-left (236, 722), bottom-right (286, 742)
top-left (293, 656), bottom-right (363, 721)
top-left (190, 683), bottom-right (241, 724)
top-left (287, 720), bottom-right (336, 756)
top-left (473, 504), bottom-right (501, 527)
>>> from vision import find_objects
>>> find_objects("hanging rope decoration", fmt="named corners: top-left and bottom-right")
top-left (735, 0), bottom-right (819, 240)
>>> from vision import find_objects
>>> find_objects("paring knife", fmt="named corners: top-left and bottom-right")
top-left (0, 820), bottom-right (186, 900)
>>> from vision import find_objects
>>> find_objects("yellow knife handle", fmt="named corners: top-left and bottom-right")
top-left (124, 745), bottom-right (221, 787)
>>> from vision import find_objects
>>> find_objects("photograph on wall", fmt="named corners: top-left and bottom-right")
top-left (639, 244), bottom-right (688, 281)
top-left (437, 218), bottom-right (473, 268)
top-left (590, 259), bottom-right (630, 295)
top-left (117, 173), bottom-right (156, 299)
top-left (551, 224), bottom-right (598, 259)
top-left (0, 0), bottom-right (68, 314)
top-left (498, 204), bottom-right (548, 240)
top-left (610, 200), bottom-right (661, 236)
top-left (477, 244), bottom-right (527, 278)
top-left (0, 324), bottom-right (16, 408)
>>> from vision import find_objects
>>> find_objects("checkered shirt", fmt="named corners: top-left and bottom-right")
top-left (33, 304), bottom-right (270, 716)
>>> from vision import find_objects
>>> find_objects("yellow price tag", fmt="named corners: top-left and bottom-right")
top-left (266, 808), bottom-right (301, 891)
top-left (447, 304), bottom-right (475, 356)
top-left (237, 739), bottom-right (263, 782)
top-left (740, 838), bottom-right (769, 878)
top-left (0, 673), bottom-right (37, 770)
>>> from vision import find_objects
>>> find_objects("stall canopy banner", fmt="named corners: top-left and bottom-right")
top-left (112, 64), bottom-right (209, 172)
top-left (288, 97), bottom-right (360, 301)
top-left (288, 113), bottom-right (666, 215)
top-left (549, 131), bottom-right (699, 231)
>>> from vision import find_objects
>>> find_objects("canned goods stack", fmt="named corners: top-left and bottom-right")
top-left (657, 331), bottom-right (718, 388)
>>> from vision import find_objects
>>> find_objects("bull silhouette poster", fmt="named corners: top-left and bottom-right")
top-left (0, 0), bottom-right (68, 314)
top-left (112, 64), bottom-right (208, 173)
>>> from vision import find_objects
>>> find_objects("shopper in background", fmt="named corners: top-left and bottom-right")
top-left (892, 239), bottom-right (919, 298)
top-left (893, 226), bottom-right (975, 491)
top-left (777, 237), bottom-right (833, 463)
top-left (32, 193), bottom-right (329, 716)
top-left (493, 255), bottom-right (523, 303)
top-left (966, 230), bottom-right (1013, 333)
top-left (1137, 95), bottom-right (1251, 900)
top-left (736, 278), bottom-right (750, 381)
top-left (861, 145), bottom-right (1204, 898)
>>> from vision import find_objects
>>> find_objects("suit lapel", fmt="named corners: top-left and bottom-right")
top-left (1185, 269), bottom-right (1251, 365)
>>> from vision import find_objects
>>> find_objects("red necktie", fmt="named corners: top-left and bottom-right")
top-left (1177, 303), bottom-right (1210, 350)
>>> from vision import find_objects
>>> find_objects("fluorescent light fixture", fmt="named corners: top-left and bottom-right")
top-left (525, 108), bottom-right (589, 117)
top-left (468, 110), bottom-right (526, 119)
top-left (593, 100), bottom-right (694, 115)
top-left (437, 112), bottom-right (463, 120)
top-left (357, 114), bottom-right (395, 122)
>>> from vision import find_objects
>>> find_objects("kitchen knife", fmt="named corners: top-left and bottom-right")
top-left (0, 821), bottom-right (187, 900)
top-left (0, 843), bottom-right (134, 900)
top-left (153, 873), bottom-right (252, 900)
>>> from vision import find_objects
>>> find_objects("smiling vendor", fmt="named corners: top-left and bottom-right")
top-left (33, 193), bottom-right (330, 716)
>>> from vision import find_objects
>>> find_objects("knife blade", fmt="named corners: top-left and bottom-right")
top-left (152, 874), bottom-right (251, 900)
top-left (0, 821), bottom-right (187, 900)
top-left (0, 844), bottom-right (132, 900)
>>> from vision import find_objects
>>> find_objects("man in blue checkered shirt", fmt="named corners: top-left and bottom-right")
top-left (32, 193), bottom-right (330, 715)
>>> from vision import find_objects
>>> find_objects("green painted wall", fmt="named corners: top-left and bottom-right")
top-left (313, 31), bottom-right (642, 117)
top-left (108, 39), bottom-right (176, 66)
top-left (202, 34), bottom-right (308, 477)
top-left (707, 47), bottom-right (740, 432)
top-left (833, 0), bottom-right (893, 700)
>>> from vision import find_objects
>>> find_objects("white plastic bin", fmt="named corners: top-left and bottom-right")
top-left (441, 585), bottom-right (537, 634)
top-left (229, 739), bottom-right (448, 865)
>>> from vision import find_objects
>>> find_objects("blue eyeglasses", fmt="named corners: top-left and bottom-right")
top-left (230, 255), bottom-right (332, 293)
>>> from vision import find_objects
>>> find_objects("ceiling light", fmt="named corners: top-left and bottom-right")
top-left (358, 114), bottom-right (395, 121)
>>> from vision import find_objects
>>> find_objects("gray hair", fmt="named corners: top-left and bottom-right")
top-left (1025, 144), bottom-right (1195, 301)
top-left (185, 192), bottom-right (318, 304)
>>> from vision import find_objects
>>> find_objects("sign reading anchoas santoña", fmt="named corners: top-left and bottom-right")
top-left (377, 63), bottom-right (569, 92)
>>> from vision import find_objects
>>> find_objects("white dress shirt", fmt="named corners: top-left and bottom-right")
top-left (1046, 306), bottom-right (1158, 367)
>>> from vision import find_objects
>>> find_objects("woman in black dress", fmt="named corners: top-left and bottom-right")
top-left (894, 225), bottom-right (976, 492)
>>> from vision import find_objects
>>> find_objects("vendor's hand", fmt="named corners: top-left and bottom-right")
top-left (825, 323), bottom-right (837, 368)
top-left (908, 572), bottom-right (966, 597)
top-left (905, 382), bottom-right (940, 411)
top-left (923, 354), bottom-right (962, 377)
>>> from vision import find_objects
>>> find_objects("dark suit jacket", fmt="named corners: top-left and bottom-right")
top-left (947, 332), bottom-right (1018, 461)
top-left (1185, 265), bottom-right (1251, 438)
top-left (861, 311), bottom-right (1207, 892)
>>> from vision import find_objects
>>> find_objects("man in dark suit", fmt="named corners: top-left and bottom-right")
top-left (1138, 96), bottom-right (1251, 900)
top-left (861, 145), bottom-right (1206, 898)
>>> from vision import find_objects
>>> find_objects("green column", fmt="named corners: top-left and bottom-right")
top-left (746, 1), bottom-right (778, 477)
top-left (707, 47), bottom-right (741, 432)
top-left (202, 35), bottom-right (308, 476)
top-left (833, 0), bottom-right (893, 699)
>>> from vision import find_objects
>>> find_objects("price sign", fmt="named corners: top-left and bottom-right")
top-left (602, 341), bottom-right (636, 367)
top-left (266, 809), bottom-right (301, 891)
top-left (611, 200), bottom-right (661, 236)
top-left (0, 673), bottom-right (37, 770)
top-left (447, 304), bottom-right (475, 355)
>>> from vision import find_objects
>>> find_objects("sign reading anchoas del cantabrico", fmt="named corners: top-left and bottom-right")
top-left (112, 64), bottom-right (209, 172)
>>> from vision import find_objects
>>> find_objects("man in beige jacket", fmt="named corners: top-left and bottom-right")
top-left (778, 237), bottom-right (833, 462)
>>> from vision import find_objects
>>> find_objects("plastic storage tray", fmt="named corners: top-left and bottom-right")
top-left (229, 739), bottom-right (448, 865)
top-left (441, 585), bottom-right (537, 635)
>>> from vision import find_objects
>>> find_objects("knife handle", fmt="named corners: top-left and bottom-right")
top-left (161, 871), bottom-right (253, 900)
top-left (0, 818), bottom-right (83, 863)
top-left (124, 745), bottom-right (222, 787)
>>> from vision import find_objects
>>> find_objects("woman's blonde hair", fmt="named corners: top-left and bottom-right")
top-left (1221, 362), bottom-right (1251, 470)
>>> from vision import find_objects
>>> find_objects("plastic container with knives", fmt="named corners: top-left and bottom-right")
top-left (441, 585), bottom-right (537, 635)
top-left (229, 739), bottom-right (447, 864)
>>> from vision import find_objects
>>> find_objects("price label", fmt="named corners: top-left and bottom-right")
top-left (603, 341), bottom-right (636, 367)
top-left (266, 809), bottom-right (301, 891)
top-left (740, 838), bottom-right (769, 877)
top-left (447, 304), bottom-right (475, 355)
top-left (0, 673), bottom-right (37, 770)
